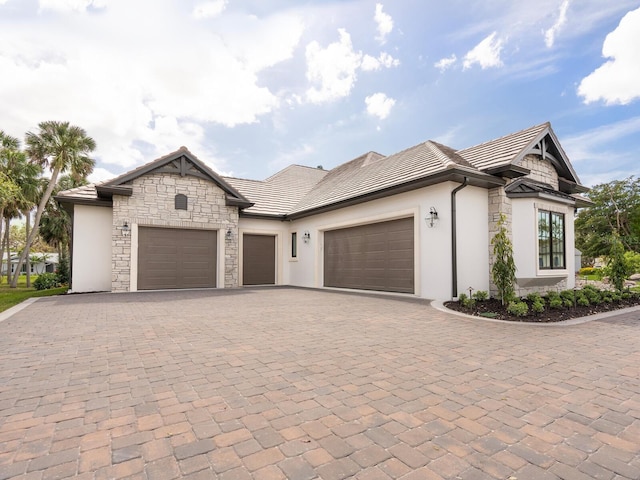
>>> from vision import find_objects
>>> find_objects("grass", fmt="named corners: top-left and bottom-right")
top-left (0, 275), bottom-right (68, 313)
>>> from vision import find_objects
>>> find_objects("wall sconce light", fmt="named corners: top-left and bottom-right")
top-left (226, 227), bottom-right (233, 241)
top-left (303, 230), bottom-right (311, 243)
top-left (121, 221), bottom-right (130, 236)
top-left (426, 207), bottom-right (439, 228)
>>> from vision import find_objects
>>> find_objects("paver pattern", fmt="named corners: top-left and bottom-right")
top-left (0, 288), bottom-right (639, 479)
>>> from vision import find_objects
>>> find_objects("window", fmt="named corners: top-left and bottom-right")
top-left (291, 232), bottom-right (297, 258)
top-left (538, 210), bottom-right (565, 269)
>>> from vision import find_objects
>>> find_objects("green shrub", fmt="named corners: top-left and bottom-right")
top-left (507, 300), bottom-right (529, 317)
top-left (472, 290), bottom-right (488, 301)
top-left (624, 251), bottom-right (640, 274)
top-left (526, 292), bottom-right (543, 303)
top-left (547, 292), bottom-right (564, 309)
top-left (531, 298), bottom-right (545, 314)
top-left (577, 295), bottom-right (590, 307)
top-left (560, 290), bottom-right (575, 305)
top-left (582, 285), bottom-right (602, 305)
top-left (33, 273), bottom-right (60, 291)
top-left (579, 267), bottom-right (597, 276)
top-left (57, 254), bottom-right (70, 285)
top-left (622, 292), bottom-right (632, 300)
top-left (458, 293), bottom-right (476, 309)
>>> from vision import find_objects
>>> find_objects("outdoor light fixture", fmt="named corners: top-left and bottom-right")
top-left (121, 221), bottom-right (130, 236)
top-left (303, 230), bottom-right (311, 243)
top-left (226, 227), bottom-right (233, 240)
top-left (426, 207), bottom-right (439, 228)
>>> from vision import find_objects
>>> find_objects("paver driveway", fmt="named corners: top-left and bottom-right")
top-left (0, 288), bottom-right (639, 480)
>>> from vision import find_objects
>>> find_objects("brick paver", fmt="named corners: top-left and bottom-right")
top-left (1, 288), bottom-right (639, 479)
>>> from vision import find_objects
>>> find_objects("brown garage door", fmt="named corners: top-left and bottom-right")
top-left (138, 227), bottom-right (216, 290)
top-left (243, 234), bottom-right (276, 285)
top-left (324, 217), bottom-right (414, 293)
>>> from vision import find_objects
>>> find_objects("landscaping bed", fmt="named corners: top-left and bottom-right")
top-left (444, 287), bottom-right (640, 323)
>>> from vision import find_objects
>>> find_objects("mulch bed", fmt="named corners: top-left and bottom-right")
top-left (444, 296), bottom-right (640, 323)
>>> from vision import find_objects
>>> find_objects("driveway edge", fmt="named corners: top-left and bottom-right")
top-left (0, 297), bottom-right (40, 323)
top-left (431, 299), bottom-right (640, 326)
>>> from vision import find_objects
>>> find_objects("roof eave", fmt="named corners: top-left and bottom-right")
top-left (486, 164), bottom-right (530, 179)
top-left (55, 195), bottom-right (113, 208)
top-left (506, 191), bottom-right (576, 206)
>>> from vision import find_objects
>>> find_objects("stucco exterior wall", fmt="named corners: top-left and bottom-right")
top-left (71, 205), bottom-right (112, 292)
top-left (111, 173), bottom-right (239, 292)
top-left (281, 182), bottom-right (489, 301)
top-left (511, 198), bottom-right (575, 295)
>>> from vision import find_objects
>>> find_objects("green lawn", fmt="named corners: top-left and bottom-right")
top-left (0, 276), bottom-right (68, 313)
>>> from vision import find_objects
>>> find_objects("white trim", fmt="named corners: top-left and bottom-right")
top-left (130, 223), bottom-right (138, 292)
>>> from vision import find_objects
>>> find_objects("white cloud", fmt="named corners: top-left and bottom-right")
top-left (361, 52), bottom-right (400, 71)
top-left (88, 167), bottom-right (116, 184)
top-left (561, 116), bottom-right (640, 162)
top-left (578, 7), bottom-right (640, 105)
top-left (192, 0), bottom-right (227, 19)
top-left (0, 1), bottom-right (304, 170)
top-left (463, 32), bottom-right (504, 70)
top-left (434, 54), bottom-right (457, 72)
top-left (365, 92), bottom-right (395, 120)
top-left (374, 3), bottom-right (393, 44)
top-left (544, 0), bottom-right (570, 48)
top-left (38, 0), bottom-right (106, 13)
top-left (305, 29), bottom-right (363, 104)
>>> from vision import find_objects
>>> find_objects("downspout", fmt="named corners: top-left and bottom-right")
top-left (451, 177), bottom-right (469, 298)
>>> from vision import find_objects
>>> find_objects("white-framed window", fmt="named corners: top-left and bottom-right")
top-left (538, 209), bottom-right (565, 269)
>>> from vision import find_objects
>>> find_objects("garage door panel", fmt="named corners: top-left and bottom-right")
top-left (324, 217), bottom-right (414, 294)
top-left (138, 227), bottom-right (217, 290)
top-left (243, 234), bottom-right (276, 285)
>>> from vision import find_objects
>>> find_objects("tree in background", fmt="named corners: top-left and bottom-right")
top-left (40, 175), bottom-right (87, 259)
top-left (575, 177), bottom-right (640, 258)
top-left (608, 232), bottom-right (627, 292)
top-left (10, 121), bottom-right (95, 288)
top-left (491, 214), bottom-right (517, 305)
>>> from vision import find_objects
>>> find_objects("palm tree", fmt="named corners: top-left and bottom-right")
top-left (0, 131), bottom-right (25, 283)
top-left (40, 175), bottom-right (85, 258)
top-left (10, 121), bottom-right (96, 288)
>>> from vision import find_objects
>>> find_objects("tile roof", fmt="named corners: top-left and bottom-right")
top-left (457, 122), bottom-right (549, 170)
top-left (288, 141), bottom-right (485, 216)
top-left (56, 122), bottom-right (586, 217)
top-left (223, 165), bottom-right (328, 216)
top-left (56, 183), bottom-right (101, 202)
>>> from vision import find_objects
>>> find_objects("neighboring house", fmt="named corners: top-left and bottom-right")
top-left (56, 122), bottom-right (590, 300)
top-left (1, 253), bottom-right (59, 275)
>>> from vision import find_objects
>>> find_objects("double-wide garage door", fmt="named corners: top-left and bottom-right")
top-left (138, 227), bottom-right (216, 290)
top-left (324, 217), bottom-right (414, 293)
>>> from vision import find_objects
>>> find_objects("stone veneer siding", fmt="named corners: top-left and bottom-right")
top-left (487, 154), bottom-right (565, 297)
top-left (111, 173), bottom-right (239, 292)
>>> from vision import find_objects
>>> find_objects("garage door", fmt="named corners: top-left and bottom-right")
top-left (324, 217), bottom-right (414, 293)
top-left (138, 227), bottom-right (216, 290)
top-left (243, 234), bottom-right (276, 285)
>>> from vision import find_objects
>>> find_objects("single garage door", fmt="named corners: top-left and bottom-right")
top-left (243, 234), bottom-right (276, 285)
top-left (324, 217), bottom-right (414, 293)
top-left (138, 227), bottom-right (217, 290)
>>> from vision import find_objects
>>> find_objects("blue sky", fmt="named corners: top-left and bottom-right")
top-left (1, 0), bottom-right (640, 187)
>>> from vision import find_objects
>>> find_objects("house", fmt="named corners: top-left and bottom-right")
top-left (56, 122), bottom-right (590, 300)
top-left (1, 252), bottom-right (59, 276)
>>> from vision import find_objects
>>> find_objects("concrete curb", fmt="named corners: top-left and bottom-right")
top-left (430, 300), bottom-right (640, 326)
top-left (0, 298), bottom-right (39, 324)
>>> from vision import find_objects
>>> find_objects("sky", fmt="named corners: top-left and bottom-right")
top-left (1, 0), bottom-right (640, 188)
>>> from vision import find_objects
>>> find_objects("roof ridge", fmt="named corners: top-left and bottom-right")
top-left (457, 122), bottom-right (550, 153)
